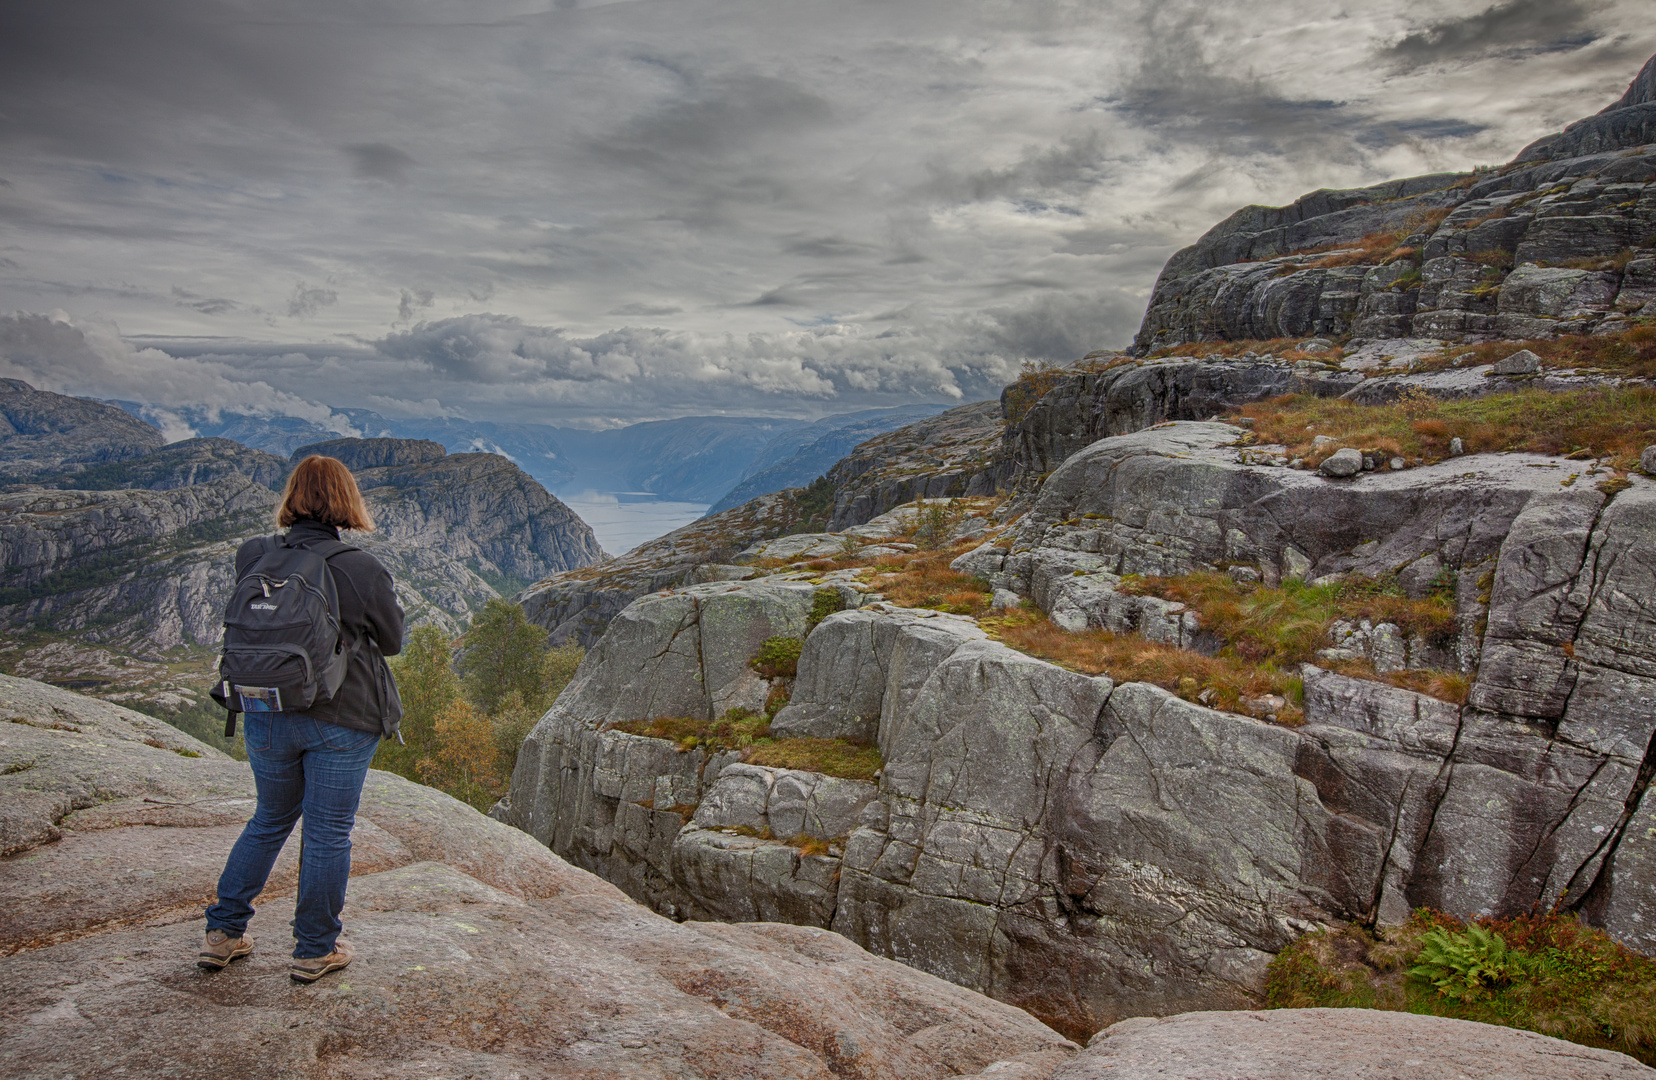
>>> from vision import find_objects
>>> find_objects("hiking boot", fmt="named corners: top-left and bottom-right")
top-left (289, 939), bottom-right (354, 983)
top-left (197, 929), bottom-right (253, 970)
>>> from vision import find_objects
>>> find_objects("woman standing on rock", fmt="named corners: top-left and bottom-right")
top-left (198, 455), bottom-right (404, 982)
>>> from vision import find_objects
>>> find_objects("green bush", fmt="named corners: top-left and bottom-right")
top-left (459, 598), bottom-right (549, 714)
top-left (751, 636), bottom-right (804, 678)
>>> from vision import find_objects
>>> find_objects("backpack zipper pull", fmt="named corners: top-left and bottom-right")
top-left (262, 581), bottom-right (271, 598)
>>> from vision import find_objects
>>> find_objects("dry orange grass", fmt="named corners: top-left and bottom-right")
top-left (1415, 324), bottom-right (1656, 379)
top-left (863, 541), bottom-right (993, 616)
top-left (979, 606), bottom-right (1305, 722)
top-left (1240, 385), bottom-right (1656, 471)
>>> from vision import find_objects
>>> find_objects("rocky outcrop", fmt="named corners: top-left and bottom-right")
top-left (0, 674), bottom-right (1079, 1079)
top-left (962, 422), bottom-right (1656, 930)
top-left (516, 488), bottom-right (823, 646)
top-left (291, 435), bottom-right (447, 470)
top-left (825, 401), bottom-right (1004, 529)
top-left (1001, 357), bottom-right (1360, 492)
top-left (0, 379), bottom-right (163, 482)
top-left (1132, 56), bottom-right (1656, 353)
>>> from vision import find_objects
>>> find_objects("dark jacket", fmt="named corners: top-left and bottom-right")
top-left (234, 519), bottom-right (405, 736)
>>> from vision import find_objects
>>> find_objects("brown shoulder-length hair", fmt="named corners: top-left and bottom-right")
top-left (276, 455), bottom-right (376, 532)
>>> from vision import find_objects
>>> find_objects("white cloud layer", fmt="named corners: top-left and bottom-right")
top-left (0, 0), bottom-right (1652, 424)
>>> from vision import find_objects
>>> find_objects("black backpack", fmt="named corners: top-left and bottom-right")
top-left (212, 533), bottom-right (357, 736)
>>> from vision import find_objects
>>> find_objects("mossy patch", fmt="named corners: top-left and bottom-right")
top-left (610, 709), bottom-right (881, 781)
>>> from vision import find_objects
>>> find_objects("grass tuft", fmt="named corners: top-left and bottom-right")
top-left (979, 605), bottom-right (1306, 720)
top-left (861, 541), bottom-right (993, 615)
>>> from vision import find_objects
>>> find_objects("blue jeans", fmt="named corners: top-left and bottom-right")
top-left (205, 711), bottom-right (380, 958)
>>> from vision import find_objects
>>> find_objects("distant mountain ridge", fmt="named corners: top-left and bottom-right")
top-left (113, 401), bottom-right (958, 506)
top-left (704, 404), bottom-right (950, 516)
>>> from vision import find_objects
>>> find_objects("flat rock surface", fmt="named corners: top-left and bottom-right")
top-left (1055, 1009), bottom-right (1655, 1079)
top-left (0, 675), bottom-right (1076, 1079)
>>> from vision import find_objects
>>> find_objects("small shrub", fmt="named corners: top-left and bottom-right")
top-left (751, 636), bottom-right (804, 678)
top-left (788, 833), bottom-right (834, 857)
top-left (416, 699), bottom-right (502, 811)
top-left (807, 587), bottom-right (846, 632)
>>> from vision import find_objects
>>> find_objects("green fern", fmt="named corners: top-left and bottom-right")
top-left (1408, 925), bottom-right (1529, 1001)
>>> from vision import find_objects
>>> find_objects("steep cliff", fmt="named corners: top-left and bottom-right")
top-left (1132, 56), bottom-right (1656, 354)
top-left (503, 424), bottom-right (1656, 1036)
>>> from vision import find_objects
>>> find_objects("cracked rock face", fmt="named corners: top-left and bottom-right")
top-left (506, 421), bottom-right (1656, 1041)
top-left (0, 674), bottom-right (1078, 1079)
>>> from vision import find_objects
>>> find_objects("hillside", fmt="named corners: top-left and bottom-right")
top-left (705, 404), bottom-right (950, 516)
top-left (0, 378), bottom-right (163, 481)
top-left (0, 413), bottom-right (604, 735)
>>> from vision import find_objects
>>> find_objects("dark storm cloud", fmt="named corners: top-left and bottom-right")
top-left (348, 143), bottom-right (417, 183)
top-left (592, 73), bottom-right (834, 173)
top-left (938, 132), bottom-right (1112, 204)
top-left (0, 0), bottom-right (1651, 428)
top-left (1387, 0), bottom-right (1605, 69)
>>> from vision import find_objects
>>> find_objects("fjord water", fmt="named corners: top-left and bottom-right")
top-left (556, 490), bottom-right (709, 556)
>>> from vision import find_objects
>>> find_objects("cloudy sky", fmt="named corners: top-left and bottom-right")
top-left (1, 0), bottom-right (1652, 429)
